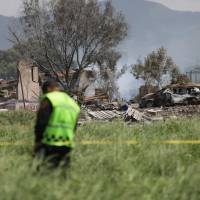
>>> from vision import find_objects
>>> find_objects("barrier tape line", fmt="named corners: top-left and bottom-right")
top-left (0, 140), bottom-right (200, 146)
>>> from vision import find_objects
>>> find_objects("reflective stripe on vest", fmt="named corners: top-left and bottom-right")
top-left (41, 91), bottom-right (80, 147)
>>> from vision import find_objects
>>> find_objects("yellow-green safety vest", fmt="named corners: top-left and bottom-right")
top-left (42, 91), bottom-right (80, 148)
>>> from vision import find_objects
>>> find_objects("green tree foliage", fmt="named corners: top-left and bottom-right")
top-left (171, 73), bottom-right (190, 84)
top-left (132, 47), bottom-right (180, 87)
top-left (10, 0), bottom-right (127, 93)
top-left (0, 48), bottom-right (21, 80)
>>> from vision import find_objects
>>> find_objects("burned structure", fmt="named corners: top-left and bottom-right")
top-left (0, 60), bottom-right (40, 111)
top-left (0, 60), bottom-right (107, 110)
top-left (17, 60), bottom-right (40, 102)
top-left (0, 79), bottom-right (17, 100)
top-left (139, 83), bottom-right (200, 108)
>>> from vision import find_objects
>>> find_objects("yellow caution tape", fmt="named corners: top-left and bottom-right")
top-left (0, 141), bottom-right (31, 146)
top-left (161, 140), bottom-right (200, 144)
top-left (0, 140), bottom-right (200, 146)
top-left (80, 140), bottom-right (114, 145)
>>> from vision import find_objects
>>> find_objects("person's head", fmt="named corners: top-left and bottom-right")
top-left (42, 80), bottom-right (61, 94)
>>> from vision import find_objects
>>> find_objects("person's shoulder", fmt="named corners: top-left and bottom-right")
top-left (64, 93), bottom-right (80, 112)
top-left (40, 98), bottom-right (52, 109)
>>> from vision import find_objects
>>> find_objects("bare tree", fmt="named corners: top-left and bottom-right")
top-left (10, 0), bottom-right (127, 94)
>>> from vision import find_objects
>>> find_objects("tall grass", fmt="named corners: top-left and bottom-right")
top-left (0, 111), bottom-right (199, 200)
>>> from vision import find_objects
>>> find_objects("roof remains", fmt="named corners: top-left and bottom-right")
top-left (88, 110), bottom-right (121, 120)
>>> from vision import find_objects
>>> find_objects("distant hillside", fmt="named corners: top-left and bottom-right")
top-left (112, 0), bottom-right (200, 70)
top-left (0, 0), bottom-right (200, 70)
top-left (0, 15), bottom-right (16, 50)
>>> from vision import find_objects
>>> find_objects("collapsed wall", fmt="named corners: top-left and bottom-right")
top-left (0, 60), bottom-right (40, 112)
top-left (17, 60), bottom-right (40, 102)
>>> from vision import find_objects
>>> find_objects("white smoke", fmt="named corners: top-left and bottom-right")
top-left (117, 71), bottom-right (143, 100)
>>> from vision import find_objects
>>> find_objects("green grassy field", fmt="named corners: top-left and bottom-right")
top-left (0, 111), bottom-right (200, 200)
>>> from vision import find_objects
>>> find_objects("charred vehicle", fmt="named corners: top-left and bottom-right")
top-left (139, 83), bottom-right (200, 108)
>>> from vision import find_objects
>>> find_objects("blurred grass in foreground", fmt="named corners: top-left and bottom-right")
top-left (0, 111), bottom-right (200, 200)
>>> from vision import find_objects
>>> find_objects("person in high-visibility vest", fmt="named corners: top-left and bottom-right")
top-left (34, 80), bottom-right (80, 167)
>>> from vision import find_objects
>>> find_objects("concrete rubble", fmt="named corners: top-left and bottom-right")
top-left (78, 105), bottom-right (147, 124)
top-left (88, 110), bottom-right (122, 120)
top-left (124, 107), bottom-right (144, 121)
top-left (77, 103), bottom-right (200, 125)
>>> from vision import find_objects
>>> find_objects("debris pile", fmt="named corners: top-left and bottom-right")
top-left (88, 110), bottom-right (121, 120)
top-left (141, 104), bottom-right (200, 121)
top-left (124, 107), bottom-right (144, 121)
top-left (84, 89), bottom-right (109, 105)
top-left (140, 83), bottom-right (200, 108)
top-left (0, 79), bottom-right (17, 100)
top-left (143, 108), bottom-right (164, 121)
top-left (0, 99), bottom-right (39, 111)
top-left (159, 105), bottom-right (200, 118)
top-left (1, 61), bottom-right (200, 124)
top-left (77, 109), bottom-right (92, 125)
top-left (78, 103), bottom-right (200, 125)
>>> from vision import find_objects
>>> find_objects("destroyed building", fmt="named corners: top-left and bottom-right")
top-left (1, 60), bottom-right (200, 124)
top-left (0, 79), bottom-right (17, 100)
top-left (41, 68), bottom-right (96, 96)
top-left (17, 60), bottom-right (40, 102)
top-left (0, 60), bottom-right (107, 110)
top-left (0, 60), bottom-right (40, 111)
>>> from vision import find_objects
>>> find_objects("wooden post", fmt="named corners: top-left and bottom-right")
top-left (18, 70), bottom-right (26, 109)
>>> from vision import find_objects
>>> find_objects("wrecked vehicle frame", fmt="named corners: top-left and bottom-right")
top-left (139, 83), bottom-right (200, 108)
